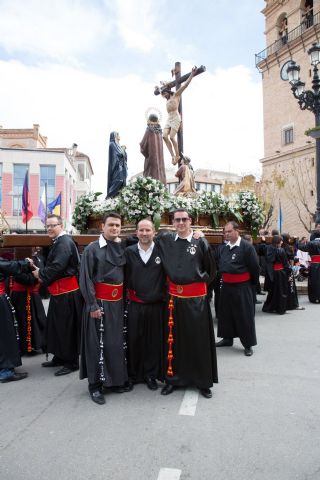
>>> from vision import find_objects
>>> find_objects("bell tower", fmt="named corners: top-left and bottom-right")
top-left (256, 0), bottom-right (320, 234)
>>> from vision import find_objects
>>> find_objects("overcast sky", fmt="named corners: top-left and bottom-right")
top-left (0, 0), bottom-right (266, 195)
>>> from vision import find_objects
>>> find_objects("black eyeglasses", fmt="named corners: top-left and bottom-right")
top-left (46, 223), bottom-right (61, 229)
top-left (174, 217), bottom-right (189, 223)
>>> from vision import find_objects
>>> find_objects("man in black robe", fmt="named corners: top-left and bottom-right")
top-left (216, 221), bottom-right (260, 356)
top-left (262, 235), bottom-right (290, 315)
top-left (298, 232), bottom-right (320, 303)
top-left (156, 208), bottom-right (218, 398)
top-left (125, 219), bottom-right (166, 390)
top-left (32, 214), bottom-right (82, 376)
top-left (11, 269), bottom-right (46, 355)
top-left (80, 212), bottom-right (129, 405)
top-left (0, 258), bottom-right (32, 383)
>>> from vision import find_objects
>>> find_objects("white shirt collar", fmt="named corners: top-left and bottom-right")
top-left (174, 230), bottom-right (193, 243)
top-left (227, 236), bottom-right (241, 249)
top-left (99, 234), bottom-right (107, 248)
top-left (137, 241), bottom-right (155, 254)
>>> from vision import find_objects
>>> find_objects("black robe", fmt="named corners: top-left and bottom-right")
top-left (0, 260), bottom-right (31, 370)
top-left (262, 246), bottom-right (290, 315)
top-left (140, 125), bottom-right (166, 184)
top-left (282, 243), bottom-right (300, 309)
top-left (11, 272), bottom-right (46, 354)
top-left (125, 243), bottom-right (166, 383)
top-left (218, 239), bottom-right (259, 347)
top-left (39, 234), bottom-right (82, 366)
top-left (298, 239), bottom-right (320, 303)
top-left (79, 239), bottom-right (128, 388)
top-left (156, 233), bottom-right (218, 389)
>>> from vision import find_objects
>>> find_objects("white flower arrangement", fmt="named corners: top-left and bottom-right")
top-left (235, 191), bottom-right (264, 235)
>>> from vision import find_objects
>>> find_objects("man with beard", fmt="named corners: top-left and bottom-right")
top-left (79, 212), bottom-right (130, 405)
top-left (156, 208), bottom-right (218, 398)
top-left (125, 219), bottom-right (166, 390)
top-left (216, 221), bottom-right (260, 356)
top-left (298, 232), bottom-right (320, 303)
top-left (0, 258), bottom-right (33, 383)
top-left (32, 215), bottom-right (82, 376)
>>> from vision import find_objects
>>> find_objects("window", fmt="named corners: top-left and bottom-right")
top-left (283, 127), bottom-right (294, 145)
top-left (167, 182), bottom-right (178, 193)
top-left (0, 164), bottom-right (2, 207)
top-left (78, 163), bottom-right (85, 181)
top-left (13, 164), bottom-right (28, 215)
top-left (40, 165), bottom-right (56, 204)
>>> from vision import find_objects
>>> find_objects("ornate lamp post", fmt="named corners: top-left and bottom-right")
top-left (287, 42), bottom-right (320, 224)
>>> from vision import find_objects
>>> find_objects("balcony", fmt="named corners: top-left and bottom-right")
top-left (255, 11), bottom-right (320, 71)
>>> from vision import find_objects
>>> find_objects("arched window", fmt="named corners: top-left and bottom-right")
top-left (277, 13), bottom-right (288, 45)
top-left (301, 0), bottom-right (313, 29)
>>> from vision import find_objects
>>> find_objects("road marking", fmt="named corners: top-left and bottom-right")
top-left (157, 468), bottom-right (182, 480)
top-left (178, 388), bottom-right (199, 416)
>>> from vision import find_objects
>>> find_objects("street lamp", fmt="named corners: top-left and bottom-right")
top-left (286, 44), bottom-right (320, 224)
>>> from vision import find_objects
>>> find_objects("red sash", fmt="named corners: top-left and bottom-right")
top-left (95, 282), bottom-right (123, 301)
top-left (273, 263), bottom-right (284, 271)
top-left (12, 281), bottom-right (40, 293)
top-left (222, 272), bottom-right (251, 283)
top-left (127, 289), bottom-right (145, 303)
top-left (48, 276), bottom-right (79, 296)
top-left (168, 278), bottom-right (207, 298)
top-left (0, 281), bottom-right (5, 294)
top-left (311, 255), bottom-right (320, 263)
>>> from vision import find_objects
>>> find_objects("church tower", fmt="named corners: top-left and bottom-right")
top-left (256, 0), bottom-right (319, 235)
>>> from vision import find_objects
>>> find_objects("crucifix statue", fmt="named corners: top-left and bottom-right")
top-left (154, 62), bottom-right (206, 165)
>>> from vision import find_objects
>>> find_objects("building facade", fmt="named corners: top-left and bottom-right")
top-left (256, 0), bottom-right (319, 236)
top-left (0, 124), bottom-right (93, 232)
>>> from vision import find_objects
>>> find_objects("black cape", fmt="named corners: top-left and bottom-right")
top-left (39, 235), bottom-right (82, 365)
top-left (79, 238), bottom-right (128, 387)
top-left (262, 246), bottom-right (289, 315)
top-left (156, 232), bottom-right (218, 388)
top-left (125, 243), bottom-right (166, 383)
top-left (106, 131), bottom-right (127, 198)
top-left (218, 239), bottom-right (259, 347)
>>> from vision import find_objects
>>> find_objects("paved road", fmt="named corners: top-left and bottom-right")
top-left (1, 296), bottom-right (319, 480)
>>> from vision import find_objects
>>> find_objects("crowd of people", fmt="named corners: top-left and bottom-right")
top-left (1, 214), bottom-right (319, 406)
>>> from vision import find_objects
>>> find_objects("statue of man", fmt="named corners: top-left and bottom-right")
top-left (174, 155), bottom-right (196, 195)
top-left (140, 113), bottom-right (166, 185)
top-left (161, 66), bottom-right (197, 165)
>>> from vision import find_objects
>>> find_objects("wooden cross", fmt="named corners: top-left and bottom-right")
top-left (154, 62), bottom-right (206, 157)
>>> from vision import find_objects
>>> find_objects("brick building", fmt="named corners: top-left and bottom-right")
top-left (0, 124), bottom-right (93, 232)
top-left (256, 0), bottom-right (319, 236)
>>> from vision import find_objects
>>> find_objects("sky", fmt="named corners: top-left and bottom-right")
top-left (0, 0), bottom-right (266, 195)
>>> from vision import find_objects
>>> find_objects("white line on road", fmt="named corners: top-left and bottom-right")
top-left (157, 468), bottom-right (182, 480)
top-left (178, 388), bottom-right (199, 416)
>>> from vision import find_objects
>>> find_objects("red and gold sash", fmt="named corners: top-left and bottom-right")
top-left (222, 272), bottom-right (251, 283)
top-left (273, 263), bottom-right (284, 271)
top-left (311, 255), bottom-right (320, 263)
top-left (12, 281), bottom-right (40, 293)
top-left (95, 282), bottom-right (123, 301)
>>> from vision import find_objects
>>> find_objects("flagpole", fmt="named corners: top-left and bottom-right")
top-left (45, 182), bottom-right (48, 230)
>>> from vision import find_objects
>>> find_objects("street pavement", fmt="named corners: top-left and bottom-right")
top-left (0, 295), bottom-right (320, 480)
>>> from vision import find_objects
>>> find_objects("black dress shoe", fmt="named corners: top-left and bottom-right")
top-left (123, 381), bottom-right (134, 392)
top-left (90, 391), bottom-right (105, 405)
top-left (42, 360), bottom-right (62, 367)
top-left (112, 385), bottom-right (125, 393)
top-left (1, 372), bottom-right (28, 383)
top-left (160, 384), bottom-right (175, 395)
top-left (54, 366), bottom-right (76, 376)
top-left (199, 388), bottom-right (212, 399)
top-left (145, 377), bottom-right (158, 390)
top-left (244, 347), bottom-right (253, 356)
top-left (215, 338), bottom-right (233, 347)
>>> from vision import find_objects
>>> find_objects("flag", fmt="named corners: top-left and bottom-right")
top-left (277, 200), bottom-right (283, 233)
top-left (48, 192), bottom-right (61, 216)
top-left (21, 170), bottom-right (33, 224)
top-left (38, 187), bottom-right (46, 224)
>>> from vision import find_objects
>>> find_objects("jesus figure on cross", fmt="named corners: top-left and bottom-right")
top-left (161, 66), bottom-right (197, 165)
